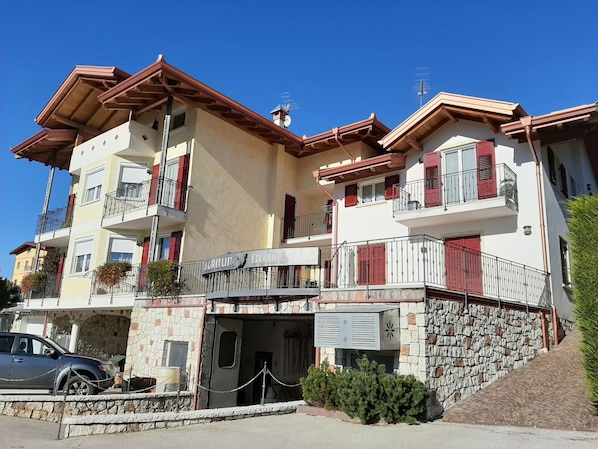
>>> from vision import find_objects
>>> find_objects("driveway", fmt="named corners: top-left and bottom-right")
top-left (2, 413), bottom-right (598, 449)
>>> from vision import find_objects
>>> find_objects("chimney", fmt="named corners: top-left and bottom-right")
top-left (270, 105), bottom-right (291, 128)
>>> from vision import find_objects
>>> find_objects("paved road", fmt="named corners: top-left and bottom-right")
top-left (2, 413), bottom-right (598, 449)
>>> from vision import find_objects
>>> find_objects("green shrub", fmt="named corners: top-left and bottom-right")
top-left (378, 374), bottom-right (429, 424)
top-left (568, 195), bottom-right (598, 409)
top-left (146, 260), bottom-right (185, 297)
top-left (300, 361), bottom-right (340, 409)
top-left (301, 355), bottom-right (429, 425)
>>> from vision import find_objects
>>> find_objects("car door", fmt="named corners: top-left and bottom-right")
top-left (0, 334), bottom-right (16, 387)
top-left (10, 335), bottom-right (60, 389)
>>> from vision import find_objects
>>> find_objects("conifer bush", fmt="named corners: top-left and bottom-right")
top-left (568, 194), bottom-right (598, 408)
top-left (301, 356), bottom-right (429, 425)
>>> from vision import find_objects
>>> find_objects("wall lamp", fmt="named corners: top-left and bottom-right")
top-left (523, 225), bottom-right (532, 236)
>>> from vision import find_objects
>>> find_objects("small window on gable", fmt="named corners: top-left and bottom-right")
top-left (172, 111), bottom-right (186, 130)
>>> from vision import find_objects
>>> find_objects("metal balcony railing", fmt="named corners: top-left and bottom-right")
top-left (36, 205), bottom-right (74, 235)
top-left (23, 274), bottom-right (63, 300)
top-left (283, 211), bottom-right (332, 240)
top-left (393, 164), bottom-right (518, 213)
top-left (103, 177), bottom-right (188, 220)
top-left (320, 235), bottom-right (550, 307)
top-left (85, 236), bottom-right (548, 308)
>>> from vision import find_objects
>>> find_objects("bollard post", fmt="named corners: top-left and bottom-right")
top-left (260, 361), bottom-right (267, 406)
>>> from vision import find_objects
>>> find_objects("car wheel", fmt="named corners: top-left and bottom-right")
top-left (65, 375), bottom-right (96, 395)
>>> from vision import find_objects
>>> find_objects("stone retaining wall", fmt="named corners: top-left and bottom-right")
top-left (0, 392), bottom-right (192, 423)
top-left (425, 297), bottom-right (546, 415)
top-left (63, 401), bottom-right (302, 438)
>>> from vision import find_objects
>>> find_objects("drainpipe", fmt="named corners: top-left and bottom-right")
top-left (521, 117), bottom-right (557, 345)
top-left (333, 128), bottom-right (355, 163)
top-left (192, 302), bottom-right (207, 410)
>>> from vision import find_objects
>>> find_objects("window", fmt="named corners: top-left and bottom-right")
top-left (172, 110), bottom-right (186, 130)
top-left (24, 261), bottom-right (29, 270)
top-left (0, 335), bottom-right (14, 353)
top-left (16, 262), bottom-right (21, 269)
top-left (83, 168), bottom-right (104, 203)
top-left (560, 237), bottom-right (571, 287)
top-left (157, 236), bottom-right (171, 260)
top-left (164, 341), bottom-right (188, 369)
top-left (108, 237), bottom-right (136, 263)
top-left (72, 239), bottom-right (93, 274)
top-left (558, 164), bottom-right (569, 198)
top-left (218, 331), bottom-right (238, 368)
top-left (118, 165), bottom-right (146, 199)
top-left (361, 180), bottom-right (385, 203)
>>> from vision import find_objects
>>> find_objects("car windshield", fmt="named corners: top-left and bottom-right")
top-left (41, 336), bottom-right (70, 354)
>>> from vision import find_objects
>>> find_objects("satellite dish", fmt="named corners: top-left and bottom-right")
top-left (283, 114), bottom-right (292, 128)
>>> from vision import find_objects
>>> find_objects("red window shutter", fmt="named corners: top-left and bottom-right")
top-left (65, 194), bottom-right (76, 226)
top-left (174, 154), bottom-right (190, 210)
top-left (476, 141), bottom-right (497, 199)
top-left (424, 152), bottom-right (441, 207)
top-left (357, 244), bottom-right (386, 286)
top-left (148, 165), bottom-right (160, 205)
top-left (140, 237), bottom-right (151, 289)
top-left (384, 175), bottom-right (400, 200)
top-left (54, 253), bottom-right (65, 295)
top-left (345, 184), bottom-right (358, 207)
top-left (169, 231), bottom-right (183, 263)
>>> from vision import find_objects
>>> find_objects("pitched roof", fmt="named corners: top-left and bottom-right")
top-left (379, 93), bottom-right (527, 152)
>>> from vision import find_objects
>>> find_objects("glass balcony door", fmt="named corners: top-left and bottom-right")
top-left (444, 148), bottom-right (477, 204)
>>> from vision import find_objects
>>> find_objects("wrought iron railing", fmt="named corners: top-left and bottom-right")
top-left (393, 164), bottom-right (518, 214)
top-left (36, 205), bottom-right (74, 235)
top-left (25, 274), bottom-right (63, 300)
top-left (283, 211), bottom-right (332, 240)
top-left (103, 177), bottom-right (187, 220)
top-left (84, 236), bottom-right (548, 307)
top-left (320, 235), bottom-right (550, 307)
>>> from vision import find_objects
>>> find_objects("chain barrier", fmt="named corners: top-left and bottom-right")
top-left (196, 367), bottom-right (265, 394)
top-left (266, 369), bottom-right (301, 388)
top-left (0, 368), bottom-right (57, 383)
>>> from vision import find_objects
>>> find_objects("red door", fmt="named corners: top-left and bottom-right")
top-left (445, 235), bottom-right (483, 295)
top-left (424, 152), bottom-right (441, 207)
top-left (283, 194), bottom-right (296, 240)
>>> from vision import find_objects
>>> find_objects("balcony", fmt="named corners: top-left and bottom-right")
top-left (393, 164), bottom-right (518, 227)
top-left (282, 210), bottom-right (332, 244)
top-left (35, 205), bottom-right (74, 246)
top-left (102, 177), bottom-right (187, 230)
top-left (320, 235), bottom-right (550, 307)
top-left (22, 274), bottom-right (63, 309)
top-left (70, 121), bottom-right (158, 174)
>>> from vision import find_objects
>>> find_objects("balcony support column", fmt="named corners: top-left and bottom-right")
top-left (149, 96), bottom-right (173, 262)
top-left (68, 319), bottom-right (80, 353)
top-left (34, 164), bottom-right (56, 272)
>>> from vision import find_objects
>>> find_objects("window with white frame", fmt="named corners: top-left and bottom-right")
top-left (360, 179), bottom-right (385, 203)
top-left (108, 237), bottom-right (136, 264)
top-left (118, 165), bottom-right (146, 199)
top-left (72, 239), bottom-right (94, 274)
top-left (163, 341), bottom-right (188, 369)
top-left (560, 237), bottom-right (571, 287)
top-left (83, 168), bottom-right (104, 203)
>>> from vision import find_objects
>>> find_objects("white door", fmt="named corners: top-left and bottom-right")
top-left (209, 318), bottom-right (243, 408)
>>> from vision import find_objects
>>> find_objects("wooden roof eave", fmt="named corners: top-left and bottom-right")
top-left (318, 153), bottom-right (406, 183)
top-left (98, 59), bottom-right (304, 151)
top-left (11, 129), bottom-right (77, 170)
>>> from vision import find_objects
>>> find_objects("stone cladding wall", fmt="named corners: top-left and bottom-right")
top-left (0, 392), bottom-right (192, 422)
top-left (426, 298), bottom-right (546, 414)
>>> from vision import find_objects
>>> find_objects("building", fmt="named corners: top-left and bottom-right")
top-left (9, 242), bottom-right (49, 287)
top-left (10, 56), bottom-right (597, 414)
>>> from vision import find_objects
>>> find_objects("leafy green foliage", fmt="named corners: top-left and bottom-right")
top-left (301, 356), bottom-right (429, 425)
top-left (0, 277), bottom-right (20, 310)
top-left (568, 195), bottom-right (598, 408)
top-left (96, 262), bottom-right (132, 288)
top-left (20, 272), bottom-right (48, 295)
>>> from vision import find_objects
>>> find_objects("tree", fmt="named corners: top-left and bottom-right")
top-left (568, 194), bottom-right (598, 409)
top-left (0, 277), bottom-right (21, 311)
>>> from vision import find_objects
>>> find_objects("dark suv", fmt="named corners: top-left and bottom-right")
top-left (0, 332), bottom-right (115, 395)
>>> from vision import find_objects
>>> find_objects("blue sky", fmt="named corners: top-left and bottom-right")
top-left (1, 1), bottom-right (597, 279)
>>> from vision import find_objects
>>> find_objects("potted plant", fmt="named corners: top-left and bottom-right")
top-left (20, 272), bottom-right (48, 295)
top-left (146, 260), bottom-right (184, 297)
top-left (96, 262), bottom-right (132, 290)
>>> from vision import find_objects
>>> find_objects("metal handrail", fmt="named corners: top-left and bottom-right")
top-left (35, 205), bottom-right (74, 235)
top-left (283, 211), bottom-right (332, 240)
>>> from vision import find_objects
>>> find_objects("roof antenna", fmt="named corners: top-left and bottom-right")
top-left (271, 92), bottom-right (299, 128)
top-left (414, 67), bottom-right (430, 109)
